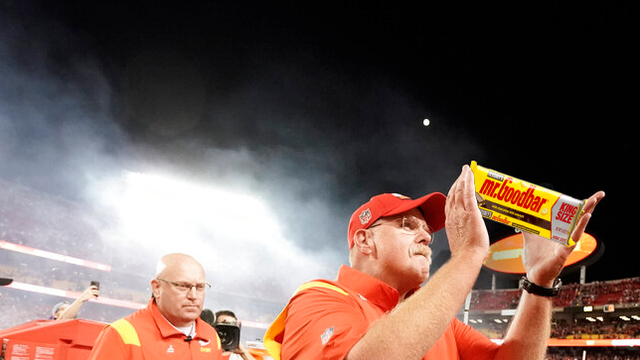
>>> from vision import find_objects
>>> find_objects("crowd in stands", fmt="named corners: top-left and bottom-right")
top-left (470, 288), bottom-right (521, 311)
top-left (467, 278), bottom-right (640, 342)
top-left (571, 279), bottom-right (640, 307)
top-left (551, 318), bottom-right (640, 340)
top-left (546, 347), bottom-right (640, 360)
top-left (469, 278), bottom-right (640, 311)
top-left (471, 309), bottom-right (639, 340)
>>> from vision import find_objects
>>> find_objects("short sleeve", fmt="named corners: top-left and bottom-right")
top-left (86, 325), bottom-right (128, 360)
top-left (280, 286), bottom-right (370, 360)
top-left (452, 318), bottom-right (500, 360)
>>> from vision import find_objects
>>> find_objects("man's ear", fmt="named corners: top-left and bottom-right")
top-left (150, 279), bottom-right (161, 299)
top-left (353, 228), bottom-right (375, 256)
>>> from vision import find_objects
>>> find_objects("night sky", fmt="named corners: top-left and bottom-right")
top-left (1, 1), bottom-right (637, 293)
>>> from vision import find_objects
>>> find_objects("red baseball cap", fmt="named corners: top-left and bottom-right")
top-left (347, 192), bottom-right (447, 248)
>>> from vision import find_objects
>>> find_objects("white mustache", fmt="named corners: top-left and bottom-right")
top-left (412, 244), bottom-right (432, 260)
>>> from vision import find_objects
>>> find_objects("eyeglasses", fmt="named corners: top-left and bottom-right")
top-left (369, 215), bottom-right (436, 243)
top-left (156, 278), bottom-right (212, 294)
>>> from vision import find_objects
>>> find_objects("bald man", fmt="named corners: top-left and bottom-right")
top-left (88, 253), bottom-right (223, 360)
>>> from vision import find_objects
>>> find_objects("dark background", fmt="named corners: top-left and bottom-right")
top-left (0, 2), bottom-right (637, 292)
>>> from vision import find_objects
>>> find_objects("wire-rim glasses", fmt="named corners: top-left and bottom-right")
top-left (156, 278), bottom-right (212, 294)
top-left (369, 215), bottom-right (436, 244)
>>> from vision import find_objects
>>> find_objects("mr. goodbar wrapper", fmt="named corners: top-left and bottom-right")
top-left (470, 161), bottom-right (586, 246)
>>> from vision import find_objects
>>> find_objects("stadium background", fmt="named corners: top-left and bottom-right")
top-left (1, 2), bottom-right (638, 359)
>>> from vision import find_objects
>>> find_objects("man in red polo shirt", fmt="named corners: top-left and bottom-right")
top-left (264, 165), bottom-right (605, 360)
top-left (88, 253), bottom-right (223, 360)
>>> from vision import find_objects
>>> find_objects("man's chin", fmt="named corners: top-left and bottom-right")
top-left (182, 306), bottom-right (202, 318)
top-left (414, 254), bottom-right (431, 268)
top-left (409, 261), bottom-right (430, 282)
top-left (417, 259), bottom-right (431, 281)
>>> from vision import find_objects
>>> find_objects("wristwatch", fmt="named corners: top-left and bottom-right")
top-left (520, 276), bottom-right (562, 297)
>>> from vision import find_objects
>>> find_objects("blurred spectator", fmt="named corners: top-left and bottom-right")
top-left (200, 308), bottom-right (216, 326)
top-left (52, 284), bottom-right (100, 320)
top-left (0, 277), bottom-right (13, 298)
top-left (215, 310), bottom-right (257, 360)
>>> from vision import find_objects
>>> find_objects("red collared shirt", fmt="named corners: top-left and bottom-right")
top-left (88, 299), bottom-right (223, 360)
top-left (273, 265), bottom-right (499, 360)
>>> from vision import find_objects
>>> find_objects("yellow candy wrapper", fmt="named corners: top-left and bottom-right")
top-left (470, 161), bottom-right (586, 246)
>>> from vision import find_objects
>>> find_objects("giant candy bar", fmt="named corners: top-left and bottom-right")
top-left (470, 161), bottom-right (586, 246)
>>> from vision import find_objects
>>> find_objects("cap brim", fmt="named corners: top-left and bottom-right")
top-left (383, 192), bottom-right (447, 232)
top-left (0, 277), bottom-right (14, 286)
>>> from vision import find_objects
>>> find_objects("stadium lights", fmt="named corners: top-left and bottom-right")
top-left (92, 169), bottom-right (330, 290)
top-left (583, 316), bottom-right (604, 322)
top-left (500, 309), bottom-right (516, 316)
top-left (98, 170), bottom-right (285, 254)
top-left (0, 240), bottom-right (111, 271)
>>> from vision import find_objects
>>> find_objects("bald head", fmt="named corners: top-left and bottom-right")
top-left (155, 253), bottom-right (203, 278)
top-left (151, 253), bottom-right (207, 327)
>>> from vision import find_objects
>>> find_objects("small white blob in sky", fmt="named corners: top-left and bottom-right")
top-left (422, 118), bottom-right (431, 127)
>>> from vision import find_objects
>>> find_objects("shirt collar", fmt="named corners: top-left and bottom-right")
top-left (336, 265), bottom-right (400, 312)
top-left (147, 299), bottom-right (210, 341)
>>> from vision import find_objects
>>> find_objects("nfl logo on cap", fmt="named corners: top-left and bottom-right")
top-left (359, 209), bottom-right (372, 225)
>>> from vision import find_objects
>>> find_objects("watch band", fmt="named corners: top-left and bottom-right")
top-left (520, 276), bottom-right (562, 297)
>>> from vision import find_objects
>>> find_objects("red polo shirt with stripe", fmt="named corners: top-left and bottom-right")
top-left (88, 299), bottom-right (223, 360)
top-left (269, 265), bottom-right (500, 360)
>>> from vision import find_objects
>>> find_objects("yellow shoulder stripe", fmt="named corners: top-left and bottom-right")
top-left (111, 319), bottom-right (141, 347)
top-left (263, 281), bottom-right (349, 360)
top-left (295, 281), bottom-right (349, 296)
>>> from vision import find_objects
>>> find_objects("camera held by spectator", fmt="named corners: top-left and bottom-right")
top-left (209, 309), bottom-right (256, 360)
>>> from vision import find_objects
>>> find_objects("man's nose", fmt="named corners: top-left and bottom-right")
top-left (186, 285), bottom-right (198, 298)
top-left (416, 230), bottom-right (433, 246)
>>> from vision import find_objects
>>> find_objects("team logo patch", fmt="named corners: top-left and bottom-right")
top-left (359, 209), bottom-right (372, 225)
top-left (321, 326), bottom-right (334, 345)
top-left (199, 339), bottom-right (211, 347)
top-left (166, 345), bottom-right (174, 354)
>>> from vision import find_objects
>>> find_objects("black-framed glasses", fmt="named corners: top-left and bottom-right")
top-left (156, 278), bottom-right (212, 294)
top-left (369, 215), bottom-right (436, 243)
